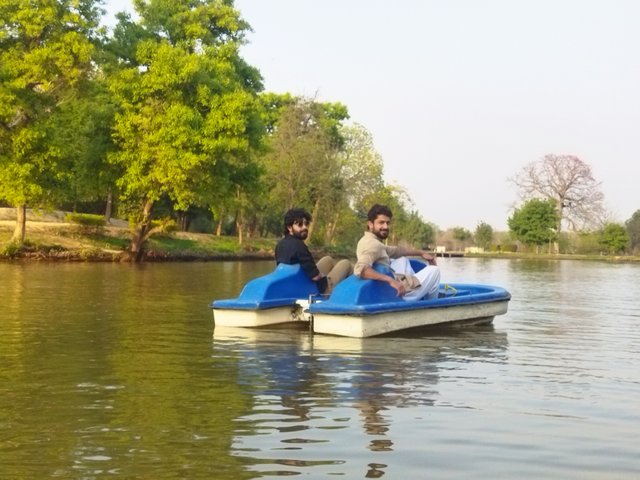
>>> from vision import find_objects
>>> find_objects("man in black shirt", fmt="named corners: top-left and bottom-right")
top-left (275, 208), bottom-right (352, 294)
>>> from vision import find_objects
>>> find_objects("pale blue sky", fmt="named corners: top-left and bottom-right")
top-left (103, 0), bottom-right (640, 231)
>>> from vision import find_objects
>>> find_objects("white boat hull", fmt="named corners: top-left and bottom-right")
top-left (312, 300), bottom-right (509, 338)
top-left (213, 300), bottom-right (311, 328)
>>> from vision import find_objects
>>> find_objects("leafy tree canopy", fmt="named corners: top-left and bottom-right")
top-left (508, 198), bottom-right (558, 246)
top-left (599, 223), bottom-right (629, 254)
top-left (474, 222), bottom-right (494, 249)
top-left (0, 0), bottom-right (101, 242)
top-left (106, 0), bottom-right (264, 259)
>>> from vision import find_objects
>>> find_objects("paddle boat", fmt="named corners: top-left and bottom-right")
top-left (211, 260), bottom-right (511, 337)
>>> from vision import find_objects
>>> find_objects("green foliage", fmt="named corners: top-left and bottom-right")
top-left (0, 243), bottom-right (22, 258)
top-left (474, 222), bottom-right (494, 249)
top-left (396, 211), bottom-right (436, 248)
top-left (599, 223), bottom-right (629, 254)
top-left (452, 227), bottom-right (472, 242)
top-left (508, 199), bottom-right (558, 246)
top-left (0, 0), bottom-right (101, 238)
top-left (150, 218), bottom-right (178, 233)
top-left (106, 0), bottom-right (264, 257)
top-left (65, 213), bottom-right (106, 227)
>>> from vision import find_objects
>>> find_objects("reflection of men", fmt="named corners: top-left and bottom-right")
top-left (275, 208), bottom-right (352, 294)
top-left (354, 204), bottom-right (440, 300)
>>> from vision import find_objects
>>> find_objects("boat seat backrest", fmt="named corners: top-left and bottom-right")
top-left (237, 263), bottom-right (319, 302)
top-left (327, 268), bottom-right (399, 306)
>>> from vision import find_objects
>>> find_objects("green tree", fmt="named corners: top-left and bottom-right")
top-left (508, 198), bottom-right (558, 252)
top-left (599, 223), bottom-right (629, 254)
top-left (400, 211), bottom-right (436, 248)
top-left (106, 0), bottom-right (263, 260)
top-left (46, 82), bottom-right (118, 216)
top-left (261, 98), bottom-right (348, 243)
top-left (452, 227), bottom-right (472, 250)
top-left (474, 221), bottom-right (493, 250)
top-left (625, 210), bottom-right (640, 254)
top-left (0, 0), bottom-right (101, 243)
top-left (323, 123), bottom-right (385, 246)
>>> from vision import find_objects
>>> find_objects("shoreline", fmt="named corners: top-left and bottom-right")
top-left (2, 208), bottom-right (638, 264)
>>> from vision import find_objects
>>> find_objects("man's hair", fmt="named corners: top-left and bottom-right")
top-left (367, 204), bottom-right (393, 222)
top-left (283, 208), bottom-right (312, 236)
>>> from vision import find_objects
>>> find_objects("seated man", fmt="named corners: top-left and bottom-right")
top-left (354, 204), bottom-right (441, 300)
top-left (275, 208), bottom-right (352, 294)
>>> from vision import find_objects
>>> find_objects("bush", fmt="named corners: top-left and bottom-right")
top-left (150, 218), bottom-right (178, 233)
top-left (65, 213), bottom-right (106, 234)
top-left (0, 242), bottom-right (22, 258)
top-left (65, 213), bottom-right (106, 227)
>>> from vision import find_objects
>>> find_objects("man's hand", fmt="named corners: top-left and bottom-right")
top-left (389, 278), bottom-right (406, 296)
top-left (421, 252), bottom-right (437, 266)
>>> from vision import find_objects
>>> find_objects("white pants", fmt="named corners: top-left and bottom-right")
top-left (390, 257), bottom-right (441, 301)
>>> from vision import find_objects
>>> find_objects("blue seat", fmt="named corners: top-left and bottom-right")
top-left (212, 264), bottom-right (319, 310)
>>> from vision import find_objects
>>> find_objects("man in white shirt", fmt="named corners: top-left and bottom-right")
top-left (354, 204), bottom-right (440, 300)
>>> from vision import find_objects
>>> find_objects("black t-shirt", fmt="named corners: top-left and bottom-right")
top-left (275, 235), bottom-right (327, 293)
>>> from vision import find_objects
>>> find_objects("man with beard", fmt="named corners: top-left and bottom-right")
top-left (354, 204), bottom-right (440, 300)
top-left (275, 208), bottom-right (352, 294)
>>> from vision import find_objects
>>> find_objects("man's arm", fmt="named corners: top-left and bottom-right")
top-left (391, 246), bottom-right (437, 266)
top-left (359, 265), bottom-right (406, 296)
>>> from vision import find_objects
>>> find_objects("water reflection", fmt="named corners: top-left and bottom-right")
top-left (212, 325), bottom-right (508, 477)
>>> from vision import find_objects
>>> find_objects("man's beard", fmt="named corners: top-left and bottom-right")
top-left (374, 228), bottom-right (388, 240)
top-left (293, 230), bottom-right (308, 240)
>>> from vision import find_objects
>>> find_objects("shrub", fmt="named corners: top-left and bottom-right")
top-left (65, 213), bottom-right (106, 233)
top-left (0, 242), bottom-right (22, 258)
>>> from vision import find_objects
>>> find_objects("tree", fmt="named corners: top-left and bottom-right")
top-left (508, 198), bottom-right (558, 252)
top-left (599, 223), bottom-right (629, 254)
top-left (323, 123), bottom-right (385, 246)
top-left (510, 154), bottom-right (605, 252)
top-left (474, 222), bottom-right (493, 250)
top-left (400, 211), bottom-right (436, 248)
top-left (0, 0), bottom-right (101, 243)
top-left (452, 227), bottom-right (472, 250)
top-left (625, 210), bottom-right (640, 254)
top-left (261, 98), bottom-right (349, 242)
top-left (45, 83), bottom-right (118, 216)
top-left (106, 1), bottom-right (263, 261)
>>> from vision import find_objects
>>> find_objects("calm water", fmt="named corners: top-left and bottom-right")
top-left (1, 258), bottom-right (639, 479)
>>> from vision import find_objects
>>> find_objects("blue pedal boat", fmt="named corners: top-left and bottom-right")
top-left (211, 260), bottom-right (511, 337)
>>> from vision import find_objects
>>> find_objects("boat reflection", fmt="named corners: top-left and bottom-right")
top-left (212, 325), bottom-right (508, 477)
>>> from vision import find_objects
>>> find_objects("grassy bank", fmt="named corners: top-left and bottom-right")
top-left (0, 208), bottom-right (278, 261)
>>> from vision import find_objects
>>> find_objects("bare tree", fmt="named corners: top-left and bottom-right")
top-left (510, 154), bottom-right (605, 251)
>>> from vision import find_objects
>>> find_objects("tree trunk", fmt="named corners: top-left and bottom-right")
top-left (308, 197), bottom-right (321, 242)
top-left (129, 199), bottom-right (154, 262)
top-left (104, 189), bottom-right (113, 224)
top-left (11, 204), bottom-right (27, 244)
top-left (236, 213), bottom-right (243, 245)
top-left (553, 200), bottom-right (563, 254)
top-left (325, 212), bottom-right (339, 245)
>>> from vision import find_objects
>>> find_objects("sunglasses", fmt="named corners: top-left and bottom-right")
top-left (294, 219), bottom-right (310, 227)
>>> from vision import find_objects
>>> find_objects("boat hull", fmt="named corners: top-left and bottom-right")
top-left (213, 303), bottom-right (309, 328)
top-left (312, 299), bottom-right (509, 338)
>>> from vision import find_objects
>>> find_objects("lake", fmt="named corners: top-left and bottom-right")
top-left (1, 258), bottom-right (639, 479)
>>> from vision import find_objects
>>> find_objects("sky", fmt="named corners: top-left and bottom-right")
top-left (102, 0), bottom-right (640, 231)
